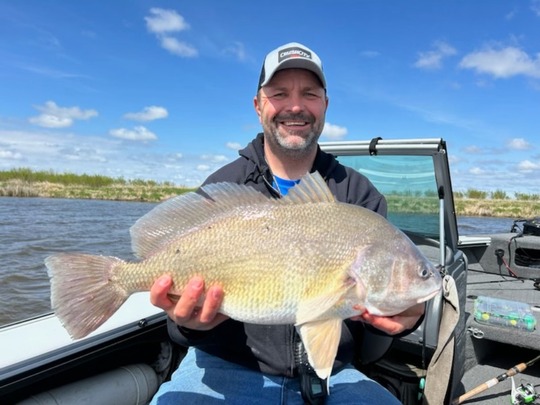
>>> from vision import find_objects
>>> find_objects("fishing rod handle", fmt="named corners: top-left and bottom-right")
top-left (451, 363), bottom-right (528, 404)
top-left (451, 378), bottom-right (498, 404)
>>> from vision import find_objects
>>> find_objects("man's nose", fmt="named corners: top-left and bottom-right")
top-left (287, 93), bottom-right (305, 113)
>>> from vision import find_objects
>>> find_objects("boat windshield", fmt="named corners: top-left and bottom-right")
top-left (335, 155), bottom-right (440, 239)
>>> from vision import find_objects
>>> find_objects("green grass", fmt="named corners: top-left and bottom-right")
top-left (0, 168), bottom-right (194, 202)
top-left (1, 168), bottom-right (539, 217)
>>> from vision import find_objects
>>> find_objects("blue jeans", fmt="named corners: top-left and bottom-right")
top-left (150, 347), bottom-right (401, 404)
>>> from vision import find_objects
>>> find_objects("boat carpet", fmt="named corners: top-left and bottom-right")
top-left (456, 270), bottom-right (540, 404)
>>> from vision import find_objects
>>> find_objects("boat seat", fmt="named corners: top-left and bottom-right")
top-left (17, 363), bottom-right (159, 405)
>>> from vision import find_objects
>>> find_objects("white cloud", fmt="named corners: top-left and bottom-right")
top-left (159, 37), bottom-right (198, 57)
top-left (0, 150), bottom-right (22, 159)
top-left (414, 41), bottom-right (457, 70)
top-left (518, 160), bottom-right (540, 171)
top-left (145, 8), bottom-right (189, 34)
top-left (505, 8), bottom-right (518, 20)
top-left (226, 142), bottom-right (242, 150)
top-left (29, 114), bottom-right (73, 128)
top-left (459, 46), bottom-right (540, 78)
top-left (145, 8), bottom-right (198, 57)
top-left (469, 167), bottom-right (487, 175)
top-left (322, 122), bottom-right (348, 140)
top-left (0, 129), bottom-right (228, 187)
top-left (223, 42), bottom-right (247, 61)
top-left (124, 106), bottom-right (168, 121)
top-left (36, 101), bottom-right (97, 120)
top-left (507, 138), bottom-right (532, 150)
top-left (201, 154), bottom-right (229, 163)
top-left (29, 101), bottom-right (98, 128)
top-left (0, 129), bottom-right (119, 174)
top-left (109, 126), bottom-right (157, 141)
top-left (59, 146), bottom-right (107, 162)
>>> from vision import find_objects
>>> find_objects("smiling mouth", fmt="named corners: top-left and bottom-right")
top-left (276, 113), bottom-right (313, 126)
top-left (280, 120), bottom-right (309, 127)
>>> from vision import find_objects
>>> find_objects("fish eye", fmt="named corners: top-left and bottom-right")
top-left (419, 268), bottom-right (429, 278)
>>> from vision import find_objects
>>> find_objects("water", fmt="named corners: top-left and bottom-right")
top-left (0, 197), bottom-right (518, 328)
top-left (0, 197), bottom-right (156, 327)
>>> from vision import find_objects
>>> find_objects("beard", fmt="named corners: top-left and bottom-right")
top-left (263, 113), bottom-right (324, 158)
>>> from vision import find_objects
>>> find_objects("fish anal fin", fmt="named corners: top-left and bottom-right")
top-left (297, 318), bottom-right (343, 381)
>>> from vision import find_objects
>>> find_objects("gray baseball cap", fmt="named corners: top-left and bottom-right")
top-left (257, 42), bottom-right (326, 90)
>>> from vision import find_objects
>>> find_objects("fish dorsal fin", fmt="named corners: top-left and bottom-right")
top-left (130, 183), bottom-right (272, 259)
top-left (130, 172), bottom-right (332, 259)
top-left (131, 192), bottom-right (210, 259)
top-left (281, 171), bottom-right (335, 204)
top-left (201, 182), bottom-right (271, 208)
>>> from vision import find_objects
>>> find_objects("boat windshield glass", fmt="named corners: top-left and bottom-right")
top-left (335, 155), bottom-right (440, 239)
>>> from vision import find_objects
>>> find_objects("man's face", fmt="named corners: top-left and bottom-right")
top-left (254, 68), bottom-right (328, 156)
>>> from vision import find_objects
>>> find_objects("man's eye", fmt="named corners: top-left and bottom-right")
top-left (305, 92), bottom-right (320, 99)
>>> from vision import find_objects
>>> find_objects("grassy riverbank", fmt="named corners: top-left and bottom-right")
top-left (0, 168), bottom-right (194, 202)
top-left (1, 168), bottom-right (539, 218)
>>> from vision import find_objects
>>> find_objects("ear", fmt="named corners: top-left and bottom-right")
top-left (253, 95), bottom-right (262, 122)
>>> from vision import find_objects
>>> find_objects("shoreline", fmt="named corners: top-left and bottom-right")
top-left (1, 179), bottom-right (539, 218)
top-left (0, 179), bottom-right (194, 203)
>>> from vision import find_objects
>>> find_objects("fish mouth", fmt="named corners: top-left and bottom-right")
top-left (416, 288), bottom-right (441, 304)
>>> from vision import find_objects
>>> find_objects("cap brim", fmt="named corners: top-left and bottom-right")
top-left (259, 59), bottom-right (326, 89)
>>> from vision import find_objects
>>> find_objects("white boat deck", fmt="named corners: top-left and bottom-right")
top-left (0, 293), bottom-right (162, 369)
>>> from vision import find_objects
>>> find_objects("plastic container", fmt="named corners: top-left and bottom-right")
top-left (473, 296), bottom-right (537, 332)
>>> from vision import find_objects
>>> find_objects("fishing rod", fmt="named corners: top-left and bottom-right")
top-left (452, 353), bottom-right (540, 404)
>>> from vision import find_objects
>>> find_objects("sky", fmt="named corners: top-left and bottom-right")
top-left (1, 1), bottom-right (539, 194)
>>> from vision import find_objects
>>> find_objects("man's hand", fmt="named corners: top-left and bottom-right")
top-left (150, 275), bottom-right (229, 331)
top-left (354, 303), bottom-right (425, 335)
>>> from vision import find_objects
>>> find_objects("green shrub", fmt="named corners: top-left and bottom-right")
top-left (490, 190), bottom-right (508, 200)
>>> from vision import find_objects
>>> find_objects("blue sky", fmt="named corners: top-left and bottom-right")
top-left (1, 1), bottom-right (539, 194)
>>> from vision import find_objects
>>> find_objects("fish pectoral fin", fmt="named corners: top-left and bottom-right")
top-left (295, 280), bottom-right (355, 325)
top-left (297, 318), bottom-right (343, 381)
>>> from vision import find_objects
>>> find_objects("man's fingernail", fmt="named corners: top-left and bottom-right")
top-left (191, 277), bottom-right (203, 289)
top-left (159, 275), bottom-right (170, 286)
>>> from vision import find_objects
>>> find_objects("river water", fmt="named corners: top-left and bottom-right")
top-left (0, 197), bottom-right (519, 328)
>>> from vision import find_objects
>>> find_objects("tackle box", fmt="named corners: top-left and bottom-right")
top-left (473, 296), bottom-right (537, 332)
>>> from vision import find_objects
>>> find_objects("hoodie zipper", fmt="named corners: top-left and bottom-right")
top-left (261, 169), bottom-right (282, 198)
top-left (293, 329), bottom-right (302, 375)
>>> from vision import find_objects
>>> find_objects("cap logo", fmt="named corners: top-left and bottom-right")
top-left (278, 47), bottom-right (312, 63)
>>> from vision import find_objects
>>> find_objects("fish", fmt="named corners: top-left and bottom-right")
top-left (45, 171), bottom-right (442, 381)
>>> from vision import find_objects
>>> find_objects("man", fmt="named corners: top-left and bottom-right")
top-left (150, 42), bottom-right (424, 404)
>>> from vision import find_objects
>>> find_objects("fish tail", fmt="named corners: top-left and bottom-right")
top-left (45, 253), bottom-right (129, 339)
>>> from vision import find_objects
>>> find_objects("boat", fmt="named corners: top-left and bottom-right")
top-left (1, 138), bottom-right (538, 405)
